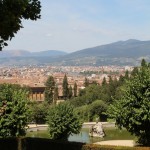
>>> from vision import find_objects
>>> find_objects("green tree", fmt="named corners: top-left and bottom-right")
top-left (108, 62), bottom-right (150, 146)
top-left (63, 74), bottom-right (69, 99)
top-left (47, 103), bottom-right (82, 141)
top-left (124, 70), bottom-right (129, 79)
top-left (88, 100), bottom-right (107, 121)
top-left (44, 76), bottom-right (55, 104)
top-left (0, 0), bottom-right (41, 50)
top-left (53, 86), bottom-right (59, 103)
top-left (74, 105), bottom-right (89, 122)
top-left (73, 82), bottom-right (77, 97)
top-left (68, 86), bottom-right (73, 99)
top-left (29, 101), bottom-right (49, 124)
top-left (0, 84), bottom-right (30, 137)
top-left (131, 67), bottom-right (139, 77)
top-left (141, 58), bottom-right (147, 67)
top-left (102, 77), bottom-right (107, 86)
top-left (84, 77), bottom-right (89, 87)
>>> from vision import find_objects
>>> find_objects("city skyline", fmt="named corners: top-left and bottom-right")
top-left (3, 0), bottom-right (150, 52)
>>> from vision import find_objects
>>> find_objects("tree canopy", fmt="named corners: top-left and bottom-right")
top-left (108, 61), bottom-right (150, 146)
top-left (0, 0), bottom-right (41, 50)
top-left (47, 103), bottom-right (82, 141)
top-left (0, 84), bottom-right (30, 137)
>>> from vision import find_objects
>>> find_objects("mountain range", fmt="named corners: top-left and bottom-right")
top-left (0, 39), bottom-right (150, 66)
top-left (0, 50), bottom-right (67, 58)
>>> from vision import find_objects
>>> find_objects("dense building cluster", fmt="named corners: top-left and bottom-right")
top-left (0, 65), bottom-right (133, 101)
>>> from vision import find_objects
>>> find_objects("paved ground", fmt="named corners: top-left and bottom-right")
top-left (94, 140), bottom-right (136, 147)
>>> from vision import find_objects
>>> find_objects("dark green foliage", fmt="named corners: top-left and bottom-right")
top-left (131, 67), bottom-right (139, 77)
top-left (1, 138), bottom-right (150, 150)
top-left (88, 100), bottom-right (107, 121)
top-left (0, 84), bottom-right (30, 137)
top-left (102, 77), bottom-right (107, 86)
top-left (63, 74), bottom-right (69, 99)
top-left (74, 82), bottom-right (77, 97)
top-left (0, 0), bottom-right (41, 50)
top-left (71, 84), bottom-right (102, 107)
top-left (44, 76), bottom-right (55, 104)
top-left (53, 86), bottom-right (59, 103)
top-left (68, 86), bottom-right (73, 99)
top-left (47, 103), bottom-right (82, 141)
top-left (141, 59), bottom-right (147, 67)
top-left (84, 77), bottom-right (89, 87)
top-left (29, 101), bottom-right (49, 124)
top-left (108, 61), bottom-right (150, 146)
top-left (124, 70), bottom-right (129, 79)
top-left (0, 138), bottom-right (18, 150)
top-left (69, 72), bottom-right (132, 122)
top-left (74, 105), bottom-right (89, 122)
top-left (78, 88), bottom-right (86, 96)
top-left (23, 137), bottom-right (84, 150)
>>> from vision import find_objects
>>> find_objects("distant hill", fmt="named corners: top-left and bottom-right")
top-left (56, 39), bottom-right (150, 66)
top-left (32, 50), bottom-right (67, 57)
top-left (0, 50), bottom-right (31, 57)
top-left (0, 39), bottom-right (150, 66)
top-left (63, 39), bottom-right (150, 58)
top-left (0, 50), bottom-right (67, 58)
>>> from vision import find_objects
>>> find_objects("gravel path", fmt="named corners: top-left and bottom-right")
top-left (94, 140), bottom-right (136, 147)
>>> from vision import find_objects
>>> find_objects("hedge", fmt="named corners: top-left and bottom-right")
top-left (0, 138), bottom-right (150, 150)
top-left (0, 138), bottom-right (18, 150)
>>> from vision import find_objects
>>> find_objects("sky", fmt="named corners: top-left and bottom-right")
top-left (4, 0), bottom-right (150, 52)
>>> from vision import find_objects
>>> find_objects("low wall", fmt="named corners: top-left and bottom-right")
top-left (27, 122), bottom-right (115, 131)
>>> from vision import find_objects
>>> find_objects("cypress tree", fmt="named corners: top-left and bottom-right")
top-left (68, 86), bottom-right (73, 99)
top-left (44, 76), bottom-right (55, 104)
top-left (102, 77), bottom-right (107, 86)
top-left (84, 77), bottom-right (89, 87)
top-left (74, 82), bottom-right (77, 97)
top-left (63, 74), bottom-right (69, 99)
top-left (53, 86), bottom-right (59, 103)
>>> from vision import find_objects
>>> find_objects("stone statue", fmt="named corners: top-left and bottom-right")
top-left (89, 122), bottom-right (105, 138)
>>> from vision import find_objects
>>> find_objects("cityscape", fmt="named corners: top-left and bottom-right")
top-left (1, 0), bottom-right (150, 149)
top-left (0, 65), bottom-right (133, 101)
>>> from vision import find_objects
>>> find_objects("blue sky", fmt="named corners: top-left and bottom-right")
top-left (4, 0), bottom-right (150, 52)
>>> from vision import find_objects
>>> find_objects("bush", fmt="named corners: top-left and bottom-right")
top-left (47, 103), bottom-right (82, 141)
top-left (88, 100), bottom-right (107, 121)
top-left (29, 101), bottom-right (49, 124)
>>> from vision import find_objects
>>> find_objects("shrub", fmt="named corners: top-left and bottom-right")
top-left (47, 103), bottom-right (82, 141)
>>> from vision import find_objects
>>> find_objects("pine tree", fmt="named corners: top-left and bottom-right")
top-left (44, 76), bottom-right (55, 104)
top-left (73, 82), bottom-right (77, 97)
top-left (63, 74), bottom-right (69, 99)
